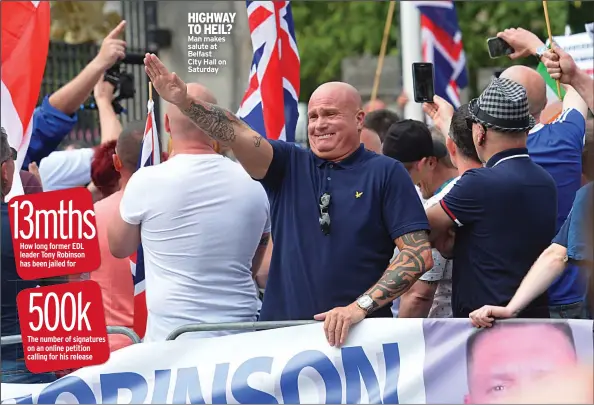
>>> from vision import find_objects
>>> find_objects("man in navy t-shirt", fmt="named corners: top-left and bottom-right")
top-left (499, 62), bottom-right (589, 319)
top-left (494, 27), bottom-right (590, 318)
top-left (145, 53), bottom-right (433, 347)
top-left (426, 78), bottom-right (557, 318)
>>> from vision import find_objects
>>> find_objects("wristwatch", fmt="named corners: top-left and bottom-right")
top-left (534, 45), bottom-right (548, 61)
top-left (356, 294), bottom-right (375, 314)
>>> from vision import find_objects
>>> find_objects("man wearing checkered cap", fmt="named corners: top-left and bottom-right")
top-left (425, 77), bottom-right (558, 319)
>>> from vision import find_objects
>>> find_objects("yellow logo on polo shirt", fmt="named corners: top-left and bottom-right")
top-left (355, 191), bottom-right (363, 198)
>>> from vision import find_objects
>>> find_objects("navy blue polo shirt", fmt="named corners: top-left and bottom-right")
top-left (439, 148), bottom-right (557, 318)
top-left (258, 141), bottom-right (430, 321)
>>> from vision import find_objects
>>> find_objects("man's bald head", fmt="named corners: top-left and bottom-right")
top-left (165, 83), bottom-right (218, 140)
top-left (116, 120), bottom-right (146, 172)
top-left (309, 82), bottom-right (362, 112)
top-left (500, 66), bottom-right (547, 118)
top-left (307, 82), bottom-right (365, 161)
top-left (360, 127), bottom-right (382, 154)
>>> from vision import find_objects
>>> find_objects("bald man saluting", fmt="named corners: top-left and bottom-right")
top-left (144, 54), bottom-right (433, 346)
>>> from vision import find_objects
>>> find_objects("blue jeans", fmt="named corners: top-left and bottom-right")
top-left (1, 359), bottom-right (57, 384)
top-left (549, 301), bottom-right (589, 319)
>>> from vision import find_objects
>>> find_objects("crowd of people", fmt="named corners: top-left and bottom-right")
top-left (1, 22), bottom-right (593, 392)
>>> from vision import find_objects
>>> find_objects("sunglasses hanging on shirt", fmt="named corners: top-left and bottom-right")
top-left (319, 192), bottom-right (331, 235)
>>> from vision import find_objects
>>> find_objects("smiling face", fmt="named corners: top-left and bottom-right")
top-left (307, 82), bottom-right (364, 161)
top-left (465, 324), bottom-right (577, 404)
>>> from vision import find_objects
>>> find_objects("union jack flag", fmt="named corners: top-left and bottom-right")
top-left (414, 1), bottom-right (468, 108)
top-left (237, 1), bottom-right (300, 141)
top-left (129, 97), bottom-right (161, 339)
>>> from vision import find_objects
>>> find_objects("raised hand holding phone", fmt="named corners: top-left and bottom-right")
top-left (487, 37), bottom-right (514, 59)
top-left (412, 62), bottom-right (435, 103)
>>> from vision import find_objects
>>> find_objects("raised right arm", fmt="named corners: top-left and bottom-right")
top-left (144, 53), bottom-right (274, 179)
top-left (177, 95), bottom-right (273, 179)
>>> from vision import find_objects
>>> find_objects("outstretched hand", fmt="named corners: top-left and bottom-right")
top-left (96, 20), bottom-right (127, 70)
top-left (144, 53), bottom-right (188, 106)
top-left (423, 95), bottom-right (454, 137)
top-left (314, 303), bottom-right (366, 347)
top-left (469, 305), bottom-right (515, 328)
top-left (497, 27), bottom-right (544, 60)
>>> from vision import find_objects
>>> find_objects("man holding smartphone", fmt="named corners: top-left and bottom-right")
top-left (494, 27), bottom-right (590, 320)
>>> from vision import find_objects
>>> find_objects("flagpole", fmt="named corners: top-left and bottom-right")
top-left (370, 1), bottom-right (396, 104)
top-left (400, 2), bottom-right (424, 121)
top-left (542, 1), bottom-right (562, 99)
top-left (148, 81), bottom-right (153, 102)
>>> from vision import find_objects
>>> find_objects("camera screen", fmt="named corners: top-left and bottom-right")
top-left (413, 64), bottom-right (434, 102)
top-left (488, 38), bottom-right (513, 58)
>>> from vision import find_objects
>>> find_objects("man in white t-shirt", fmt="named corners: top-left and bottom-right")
top-left (108, 83), bottom-right (270, 342)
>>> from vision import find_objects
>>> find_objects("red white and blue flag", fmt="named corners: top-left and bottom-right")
top-left (414, 1), bottom-right (468, 108)
top-left (129, 98), bottom-right (161, 339)
top-left (237, 1), bottom-right (300, 141)
top-left (2, 1), bottom-right (50, 200)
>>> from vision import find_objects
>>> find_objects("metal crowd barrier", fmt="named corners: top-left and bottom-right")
top-left (0, 326), bottom-right (141, 346)
top-left (166, 320), bottom-right (317, 341)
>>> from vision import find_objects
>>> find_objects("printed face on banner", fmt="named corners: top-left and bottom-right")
top-left (1, 319), bottom-right (593, 404)
top-left (464, 323), bottom-right (577, 404)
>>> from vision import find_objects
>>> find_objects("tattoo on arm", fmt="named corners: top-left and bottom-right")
top-left (259, 233), bottom-right (270, 247)
top-left (253, 135), bottom-right (262, 147)
top-left (366, 231), bottom-right (432, 311)
top-left (181, 100), bottom-right (244, 144)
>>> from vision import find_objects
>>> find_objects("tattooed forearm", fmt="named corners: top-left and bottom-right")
top-left (365, 230), bottom-right (433, 312)
top-left (181, 100), bottom-right (244, 144)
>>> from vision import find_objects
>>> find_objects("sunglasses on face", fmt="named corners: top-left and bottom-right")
top-left (319, 192), bottom-right (331, 235)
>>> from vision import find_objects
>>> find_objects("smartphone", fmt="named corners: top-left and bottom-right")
top-left (487, 37), bottom-right (514, 59)
top-left (412, 62), bottom-right (435, 103)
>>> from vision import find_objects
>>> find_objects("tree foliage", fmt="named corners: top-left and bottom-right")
top-left (50, 1), bottom-right (121, 44)
top-left (292, 1), bottom-right (569, 101)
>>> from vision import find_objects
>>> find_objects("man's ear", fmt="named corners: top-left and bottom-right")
top-left (356, 109), bottom-right (365, 133)
top-left (419, 157), bottom-right (433, 171)
top-left (1, 162), bottom-right (9, 183)
top-left (446, 137), bottom-right (457, 158)
top-left (1, 162), bottom-right (11, 196)
top-left (164, 114), bottom-right (171, 133)
top-left (113, 154), bottom-right (123, 172)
